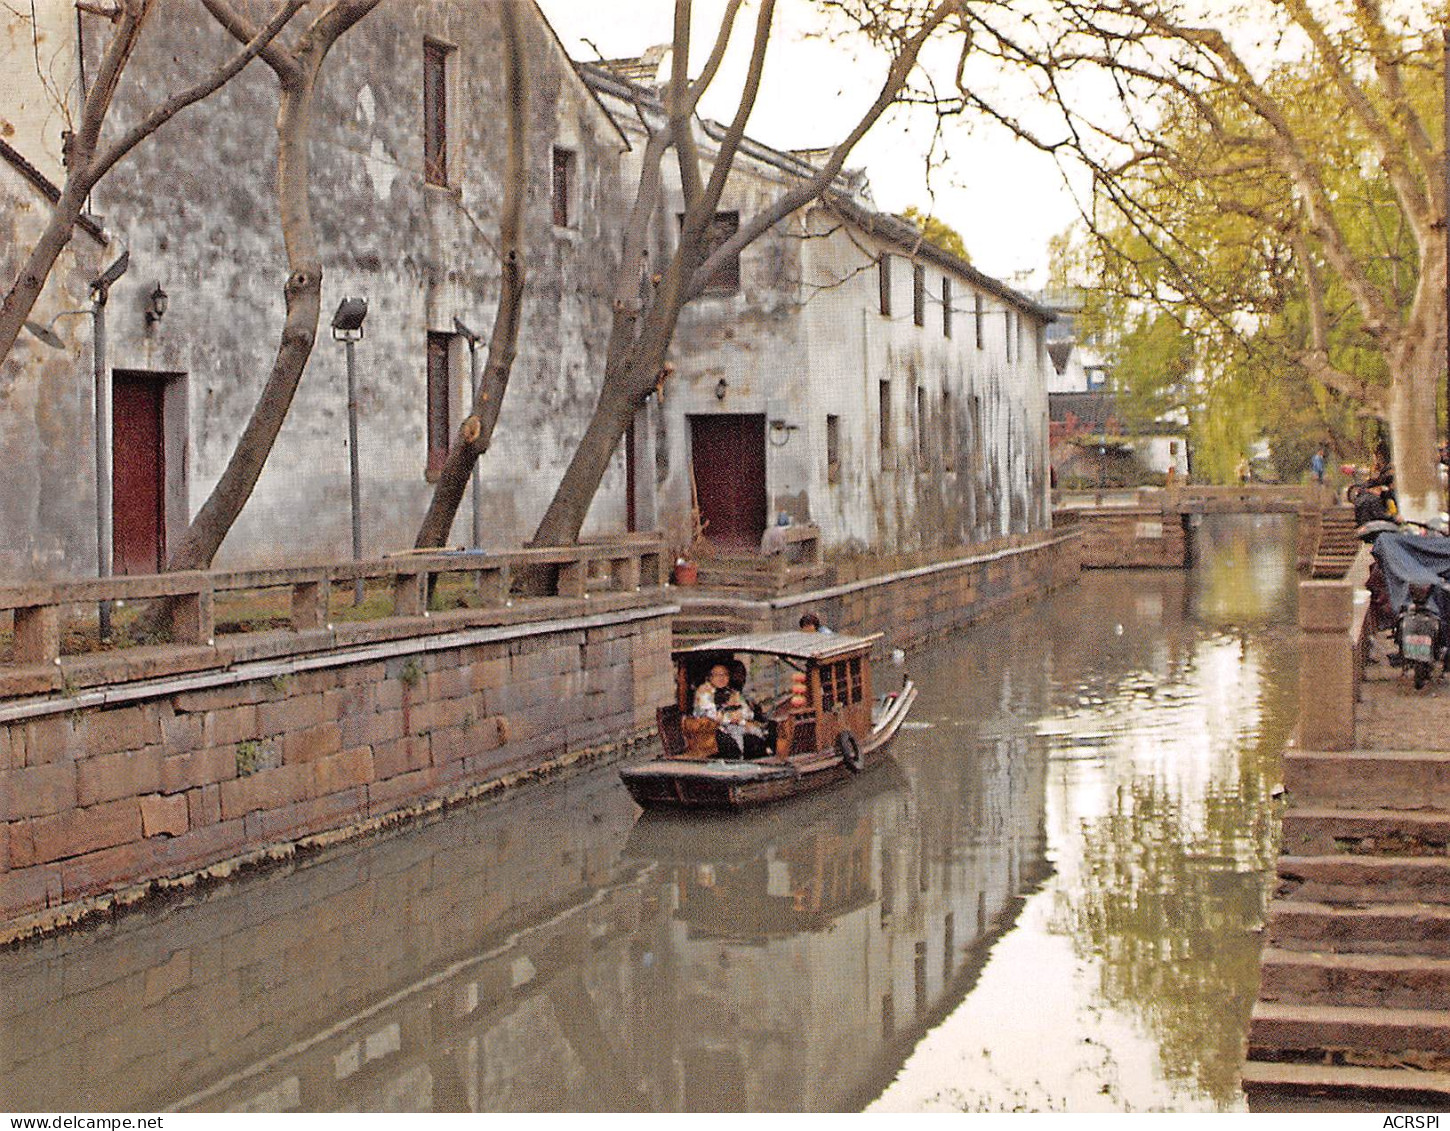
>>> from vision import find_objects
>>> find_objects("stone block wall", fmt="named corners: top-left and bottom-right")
top-left (0, 610), bottom-right (674, 937)
top-left (1066, 508), bottom-right (1189, 569)
top-left (771, 532), bottom-right (1081, 651)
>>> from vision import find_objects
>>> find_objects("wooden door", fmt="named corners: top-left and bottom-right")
top-left (690, 413), bottom-right (766, 550)
top-left (112, 371), bottom-right (166, 575)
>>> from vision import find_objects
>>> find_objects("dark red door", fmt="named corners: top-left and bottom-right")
top-left (113, 372), bottom-right (166, 575)
top-left (690, 414), bottom-right (767, 550)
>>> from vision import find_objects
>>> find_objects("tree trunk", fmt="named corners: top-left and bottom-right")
top-left (413, 0), bottom-right (527, 550)
top-left (1387, 342), bottom-right (1444, 525)
top-left (530, 370), bottom-right (653, 548)
top-left (162, 70), bottom-right (322, 572)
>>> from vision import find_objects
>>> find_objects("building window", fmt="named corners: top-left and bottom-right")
top-left (942, 278), bottom-right (952, 338)
top-left (426, 331), bottom-right (452, 479)
top-left (974, 293), bottom-right (984, 349)
top-left (552, 146), bottom-right (575, 227)
top-left (423, 40), bottom-right (452, 187)
top-left (826, 414), bottom-right (840, 484)
top-left (879, 254), bottom-right (892, 317)
top-left (879, 380), bottom-right (892, 470)
top-left (916, 385), bottom-right (928, 465)
top-left (683, 210), bottom-right (741, 294)
top-left (912, 264), bottom-right (925, 327)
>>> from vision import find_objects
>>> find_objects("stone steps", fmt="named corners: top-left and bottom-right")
top-left (1249, 1001), bottom-right (1450, 1059)
top-left (1309, 507), bottom-right (1360, 580)
top-left (1242, 1061), bottom-right (1450, 1104)
top-left (1277, 854), bottom-right (1450, 906)
top-left (1247, 741), bottom-right (1450, 1102)
top-left (1280, 806), bottom-right (1450, 857)
top-left (1284, 750), bottom-right (1450, 811)
top-left (1257, 947), bottom-right (1450, 1010)
top-left (1267, 900), bottom-right (1450, 957)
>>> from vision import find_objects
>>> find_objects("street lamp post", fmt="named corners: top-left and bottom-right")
top-left (23, 249), bottom-right (128, 640)
top-left (332, 297), bottom-right (368, 604)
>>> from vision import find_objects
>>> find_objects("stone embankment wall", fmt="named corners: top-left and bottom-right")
top-left (1064, 508), bottom-right (1189, 569)
top-left (1, 606), bottom-right (674, 939)
top-left (679, 531), bottom-right (1082, 648)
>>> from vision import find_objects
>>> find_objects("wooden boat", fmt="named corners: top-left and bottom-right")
top-left (620, 630), bottom-right (917, 810)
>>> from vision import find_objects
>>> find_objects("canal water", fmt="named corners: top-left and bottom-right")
top-left (0, 514), bottom-right (1300, 1113)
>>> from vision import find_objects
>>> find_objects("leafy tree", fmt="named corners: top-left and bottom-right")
top-left (900, 205), bottom-right (970, 261)
top-left (953, 1), bottom-right (1446, 519)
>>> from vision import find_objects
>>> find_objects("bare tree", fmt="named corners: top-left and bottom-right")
top-left (413, 0), bottom-right (527, 550)
top-left (158, 0), bottom-right (383, 575)
top-left (950, 0), bottom-right (1445, 519)
top-left (529, 0), bottom-right (972, 548)
top-left (0, 0), bottom-right (305, 367)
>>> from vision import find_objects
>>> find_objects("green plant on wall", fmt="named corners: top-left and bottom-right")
top-left (399, 658), bottom-right (423, 689)
top-left (235, 739), bottom-right (265, 777)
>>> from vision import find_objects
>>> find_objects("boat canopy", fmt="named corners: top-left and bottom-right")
top-left (673, 630), bottom-right (882, 663)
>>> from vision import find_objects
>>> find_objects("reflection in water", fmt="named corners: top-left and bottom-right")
top-left (0, 515), bottom-right (1298, 1112)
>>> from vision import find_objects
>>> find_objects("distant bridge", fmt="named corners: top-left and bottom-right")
top-left (1055, 484), bottom-right (1339, 569)
top-left (1057, 484), bottom-right (1330, 515)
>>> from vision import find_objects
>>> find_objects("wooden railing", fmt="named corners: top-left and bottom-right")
top-left (0, 539), bottom-right (666, 671)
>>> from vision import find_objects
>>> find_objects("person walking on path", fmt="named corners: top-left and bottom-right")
top-left (1311, 446), bottom-right (1326, 486)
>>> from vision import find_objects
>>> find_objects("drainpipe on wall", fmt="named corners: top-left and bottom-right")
top-left (90, 249), bottom-right (128, 640)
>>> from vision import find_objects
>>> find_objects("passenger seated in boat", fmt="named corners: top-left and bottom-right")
top-left (693, 662), bottom-right (770, 760)
top-left (729, 659), bottom-right (778, 755)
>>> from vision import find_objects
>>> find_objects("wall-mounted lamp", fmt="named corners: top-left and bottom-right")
top-left (714, 378), bottom-right (729, 402)
top-left (145, 283), bottom-right (168, 325)
top-left (768, 418), bottom-right (800, 447)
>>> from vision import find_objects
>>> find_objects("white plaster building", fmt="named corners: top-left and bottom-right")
top-left (584, 60), bottom-right (1056, 557)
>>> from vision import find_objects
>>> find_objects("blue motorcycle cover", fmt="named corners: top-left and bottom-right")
top-left (1370, 531), bottom-right (1450, 619)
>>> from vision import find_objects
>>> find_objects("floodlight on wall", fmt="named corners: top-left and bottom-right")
top-left (715, 378), bottom-right (728, 401)
top-left (452, 316), bottom-right (481, 345)
top-left (331, 296), bottom-right (368, 340)
top-left (145, 283), bottom-right (168, 325)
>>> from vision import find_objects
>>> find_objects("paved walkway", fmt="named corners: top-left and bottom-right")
top-left (1357, 631), bottom-right (1450, 751)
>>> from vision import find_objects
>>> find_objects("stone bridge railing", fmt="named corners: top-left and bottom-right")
top-left (1297, 544), bottom-right (1373, 750)
top-left (0, 538), bottom-right (666, 702)
top-left (1058, 484), bottom-right (1330, 514)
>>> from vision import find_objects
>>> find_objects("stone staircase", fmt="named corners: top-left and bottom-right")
top-left (1310, 505), bottom-right (1361, 579)
top-left (1243, 749), bottom-right (1450, 1106)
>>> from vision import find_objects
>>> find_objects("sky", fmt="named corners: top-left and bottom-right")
top-left (534, 0), bottom-right (1083, 289)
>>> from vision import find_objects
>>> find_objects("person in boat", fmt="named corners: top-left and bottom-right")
top-left (728, 658), bottom-right (778, 755)
top-left (798, 611), bottom-right (833, 634)
top-left (693, 661), bottom-right (770, 760)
